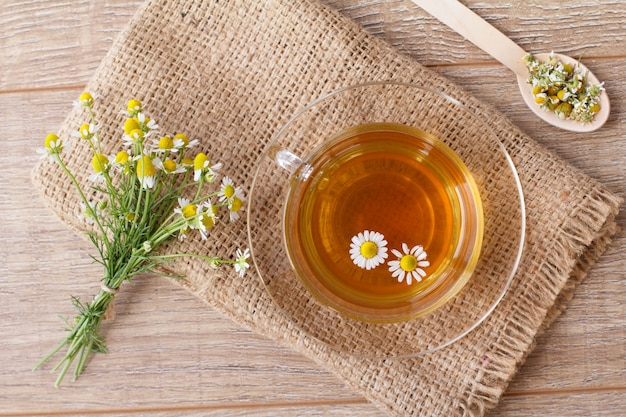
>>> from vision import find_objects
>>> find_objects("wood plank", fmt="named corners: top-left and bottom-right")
top-left (0, 0), bottom-right (142, 91)
top-left (327, 0), bottom-right (626, 64)
top-left (2, 0), bottom-right (625, 91)
top-left (493, 391), bottom-right (626, 416)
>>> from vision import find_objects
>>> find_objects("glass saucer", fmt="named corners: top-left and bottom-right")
top-left (247, 82), bottom-right (525, 358)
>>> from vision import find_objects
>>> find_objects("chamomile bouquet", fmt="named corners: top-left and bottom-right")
top-left (34, 92), bottom-right (249, 386)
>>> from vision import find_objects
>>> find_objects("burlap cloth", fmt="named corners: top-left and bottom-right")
top-left (32, 0), bottom-right (621, 416)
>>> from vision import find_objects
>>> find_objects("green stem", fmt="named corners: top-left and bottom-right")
top-left (53, 154), bottom-right (111, 252)
top-left (35, 287), bottom-right (114, 387)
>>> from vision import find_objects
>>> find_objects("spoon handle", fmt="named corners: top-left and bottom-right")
top-left (410, 0), bottom-right (528, 77)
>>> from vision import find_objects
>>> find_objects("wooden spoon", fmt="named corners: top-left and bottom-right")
top-left (411, 0), bottom-right (610, 132)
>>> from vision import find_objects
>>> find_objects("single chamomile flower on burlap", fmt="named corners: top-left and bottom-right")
top-left (73, 123), bottom-right (98, 141)
top-left (388, 243), bottom-right (430, 285)
top-left (174, 197), bottom-right (196, 222)
top-left (197, 200), bottom-right (219, 240)
top-left (123, 128), bottom-right (145, 147)
top-left (89, 153), bottom-right (111, 182)
top-left (172, 133), bottom-right (199, 151)
top-left (194, 152), bottom-right (223, 182)
top-left (227, 194), bottom-right (245, 222)
top-left (218, 176), bottom-right (243, 203)
top-left (349, 230), bottom-right (388, 270)
top-left (73, 92), bottom-right (96, 108)
top-left (234, 248), bottom-right (250, 277)
top-left (217, 176), bottom-right (245, 222)
top-left (125, 98), bottom-right (142, 117)
top-left (153, 157), bottom-right (186, 175)
top-left (111, 150), bottom-right (131, 173)
top-left (37, 133), bottom-right (69, 160)
top-left (154, 135), bottom-right (176, 153)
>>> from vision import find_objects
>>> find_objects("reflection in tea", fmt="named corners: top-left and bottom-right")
top-left (283, 124), bottom-right (482, 320)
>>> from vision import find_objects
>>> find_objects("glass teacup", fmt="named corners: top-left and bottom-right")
top-left (274, 122), bottom-right (483, 323)
top-left (248, 82), bottom-right (525, 356)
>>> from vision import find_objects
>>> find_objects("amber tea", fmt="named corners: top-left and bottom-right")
top-left (283, 123), bottom-right (483, 322)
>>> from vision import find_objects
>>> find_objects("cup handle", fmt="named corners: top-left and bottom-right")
top-left (269, 146), bottom-right (304, 175)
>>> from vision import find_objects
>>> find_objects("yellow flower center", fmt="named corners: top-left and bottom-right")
top-left (123, 118), bottom-right (140, 134)
top-left (79, 123), bottom-right (92, 139)
top-left (223, 184), bottom-right (235, 199)
top-left (181, 157), bottom-right (193, 166)
top-left (163, 159), bottom-right (177, 172)
top-left (44, 133), bottom-right (60, 149)
top-left (194, 153), bottom-right (208, 170)
top-left (115, 151), bottom-right (130, 165)
top-left (92, 153), bottom-right (109, 173)
top-left (360, 241), bottom-right (378, 259)
top-left (158, 136), bottom-right (174, 150)
top-left (136, 155), bottom-right (156, 178)
top-left (128, 129), bottom-right (145, 145)
top-left (174, 133), bottom-right (189, 146)
top-left (230, 196), bottom-right (243, 212)
top-left (182, 204), bottom-right (196, 218)
top-left (79, 92), bottom-right (93, 106)
top-left (399, 254), bottom-right (417, 272)
top-left (200, 213), bottom-right (215, 230)
top-left (127, 99), bottom-right (142, 116)
top-left (125, 212), bottom-right (136, 221)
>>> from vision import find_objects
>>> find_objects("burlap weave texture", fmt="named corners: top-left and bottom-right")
top-left (32, 0), bottom-right (621, 416)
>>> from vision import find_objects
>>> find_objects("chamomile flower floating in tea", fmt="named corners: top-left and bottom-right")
top-left (349, 230), bottom-right (388, 270)
top-left (33, 93), bottom-right (249, 387)
top-left (388, 243), bottom-right (430, 285)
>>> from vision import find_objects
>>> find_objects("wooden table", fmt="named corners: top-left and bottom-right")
top-left (2, 1), bottom-right (624, 416)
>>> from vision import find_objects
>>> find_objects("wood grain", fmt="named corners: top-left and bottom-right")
top-left (1, 0), bottom-right (624, 416)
